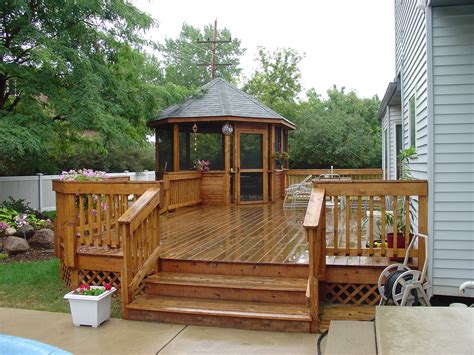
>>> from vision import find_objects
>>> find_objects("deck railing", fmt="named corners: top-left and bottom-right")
top-left (314, 180), bottom-right (428, 262)
top-left (284, 168), bottom-right (383, 191)
top-left (119, 187), bottom-right (162, 314)
top-left (162, 171), bottom-right (202, 211)
top-left (303, 180), bottom-right (428, 329)
top-left (53, 180), bottom-right (162, 294)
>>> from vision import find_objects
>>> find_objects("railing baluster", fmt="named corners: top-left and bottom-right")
top-left (87, 194), bottom-right (93, 246)
top-left (357, 196), bottom-right (362, 256)
top-left (369, 196), bottom-right (374, 255)
top-left (334, 195), bottom-right (339, 254)
top-left (96, 194), bottom-right (102, 247)
top-left (106, 194), bottom-right (112, 247)
top-left (345, 195), bottom-right (350, 255)
top-left (381, 196), bottom-right (386, 256)
top-left (405, 195), bottom-right (410, 254)
top-left (113, 195), bottom-right (119, 248)
top-left (79, 196), bottom-right (85, 244)
top-left (393, 196), bottom-right (398, 256)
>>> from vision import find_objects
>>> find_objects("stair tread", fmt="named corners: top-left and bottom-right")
top-left (127, 294), bottom-right (311, 321)
top-left (146, 272), bottom-right (307, 292)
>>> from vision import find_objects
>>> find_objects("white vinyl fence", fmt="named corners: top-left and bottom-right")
top-left (0, 171), bottom-right (156, 212)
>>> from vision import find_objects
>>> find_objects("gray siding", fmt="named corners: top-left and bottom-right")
top-left (389, 106), bottom-right (402, 180)
top-left (396, 0), bottom-right (429, 180)
top-left (382, 106), bottom-right (402, 180)
top-left (431, 5), bottom-right (474, 297)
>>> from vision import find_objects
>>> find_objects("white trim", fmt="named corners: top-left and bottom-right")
top-left (426, 4), bottom-right (435, 289)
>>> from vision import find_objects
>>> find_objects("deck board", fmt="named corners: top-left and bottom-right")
top-left (75, 202), bottom-right (396, 267)
top-left (160, 202), bottom-right (308, 264)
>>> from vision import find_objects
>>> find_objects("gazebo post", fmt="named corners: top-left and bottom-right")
top-left (173, 123), bottom-right (180, 172)
top-left (263, 129), bottom-right (269, 203)
top-left (269, 124), bottom-right (275, 201)
top-left (224, 133), bottom-right (231, 205)
top-left (185, 132), bottom-right (190, 170)
top-left (155, 130), bottom-right (160, 180)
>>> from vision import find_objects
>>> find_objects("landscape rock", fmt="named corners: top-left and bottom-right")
top-left (4, 236), bottom-right (30, 255)
top-left (5, 227), bottom-right (16, 236)
top-left (15, 225), bottom-right (35, 239)
top-left (29, 229), bottom-right (54, 249)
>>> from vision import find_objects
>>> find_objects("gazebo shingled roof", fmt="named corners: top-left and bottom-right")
top-left (147, 78), bottom-right (295, 129)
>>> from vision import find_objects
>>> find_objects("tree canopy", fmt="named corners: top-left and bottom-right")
top-left (0, 0), bottom-right (189, 175)
top-left (0, 4), bottom-right (381, 175)
top-left (243, 47), bottom-right (303, 120)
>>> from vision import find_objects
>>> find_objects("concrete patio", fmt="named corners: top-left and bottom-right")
top-left (0, 308), bottom-right (319, 354)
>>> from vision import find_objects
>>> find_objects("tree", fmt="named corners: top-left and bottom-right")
top-left (243, 47), bottom-right (304, 120)
top-left (289, 87), bottom-right (381, 169)
top-left (0, 0), bottom-right (189, 175)
top-left (162, 23), bottom-right (245, 87)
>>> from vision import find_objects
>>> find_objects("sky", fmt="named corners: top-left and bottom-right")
top-left (132, 0), bottom-right (395, 99)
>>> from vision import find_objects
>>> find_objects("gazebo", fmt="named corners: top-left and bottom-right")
top-left (147, 78), bottom-right (295, 204)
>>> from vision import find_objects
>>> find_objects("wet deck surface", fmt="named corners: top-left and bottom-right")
top-left (160, 203), bottom-right (309, 264)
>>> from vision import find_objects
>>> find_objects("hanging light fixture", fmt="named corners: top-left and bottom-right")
top-left (222, 121), bottom-right (233, 136)
top-left (192, 123), bottom-right (198, 152)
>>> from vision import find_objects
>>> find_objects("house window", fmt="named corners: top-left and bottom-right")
top-left (409, 96), bottom-right (416, 148)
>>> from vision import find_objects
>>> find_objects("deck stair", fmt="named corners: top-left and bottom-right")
top-left (125, 261), bottom-right (312, 332)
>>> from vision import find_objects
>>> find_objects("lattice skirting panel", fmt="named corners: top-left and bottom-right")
top-left (60, 262), bottom-right (122, 290)
top-left (79, 269), bottom-right (121, 289)
top-left (60, 262), bottom-right (73, 289)
top-left (324, 283), bottom-right (381, 306)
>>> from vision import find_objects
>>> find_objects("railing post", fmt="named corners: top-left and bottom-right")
top-left (63, 194), bottom-right (77, 268)
top-left (418, 195), bottom-right (428, 272)
top-left (308, 228), bottom-right (320, 333)
top-left (120, 223), bottom-right (132, 318)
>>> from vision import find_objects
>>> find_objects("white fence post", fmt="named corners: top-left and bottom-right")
top-left (37, 173), bottom-right (43, 212)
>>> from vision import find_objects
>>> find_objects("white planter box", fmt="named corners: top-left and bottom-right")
top-left (64, 286), bottom-right (116, 327)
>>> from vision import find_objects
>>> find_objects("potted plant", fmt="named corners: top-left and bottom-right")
top-left (385, 147), bottom-right (417, 258)
top-left (64, 283), bottom-right (116, 327)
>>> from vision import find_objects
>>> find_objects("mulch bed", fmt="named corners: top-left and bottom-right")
top-left (0, 247), bottom-right (55, 264)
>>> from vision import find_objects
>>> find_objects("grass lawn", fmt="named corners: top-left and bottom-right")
top-left (0, 258), bottom-right (122, 318)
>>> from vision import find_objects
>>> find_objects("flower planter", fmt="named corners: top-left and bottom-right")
top-left (64, 286), bottom-right (116, 327)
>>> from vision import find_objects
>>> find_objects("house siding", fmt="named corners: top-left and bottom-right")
top-left (382, 106), bottom-right (402, 180)
top-left (396, 0), bottom-right (429, 180)
top-left (431, 4), bottom-right (474, 297)
top-left (389, 106), bottom-right (402, 180)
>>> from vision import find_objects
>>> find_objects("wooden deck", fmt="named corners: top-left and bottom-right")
top-left (160, 202), bottom-right (308, 264)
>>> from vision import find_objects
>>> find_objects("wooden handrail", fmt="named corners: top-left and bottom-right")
top-left (162, 171), bottom-right (202, 212)
top-left (303, 188), bottom-right (325, 229)
top-left (120, 187), bottom-right (162, 315)
top-left (118, 187), bottom-right (160, 231)
top-left (303, 188), bottom-right (327, 333)
top-left (288, 168), bottom-right (383, 176)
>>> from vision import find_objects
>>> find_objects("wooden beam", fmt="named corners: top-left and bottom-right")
top-left (148, 116), bottom-right (296, 130)
top-left (173, 123), bottom-right (180, 172)
top-left (263, 128), bottom-right (268, 203)
top-left (155, 130), bottom-right (160, 180)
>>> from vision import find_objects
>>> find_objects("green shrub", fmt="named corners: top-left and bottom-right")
top-left (0, 197), bottom-right (35, 215)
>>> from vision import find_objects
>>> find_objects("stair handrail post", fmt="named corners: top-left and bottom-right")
top-left (303, 187), bottom-right (326, 333)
